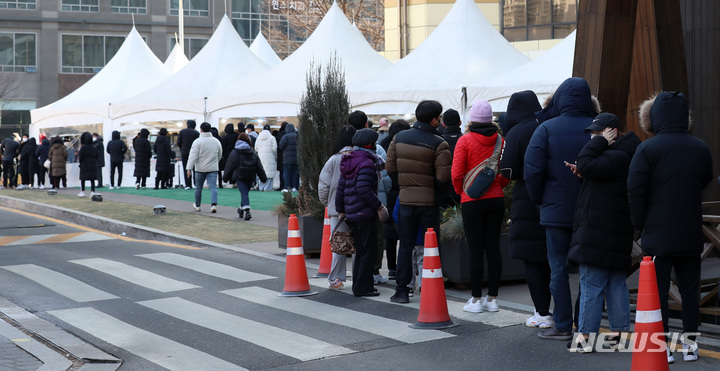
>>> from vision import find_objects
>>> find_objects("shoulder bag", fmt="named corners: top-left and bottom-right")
top-left (462, 135), bottom-right (504, 199)
top-left (330, 217), bottom-right (355, 255)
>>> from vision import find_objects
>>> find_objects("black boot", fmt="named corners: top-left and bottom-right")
top-left (237, 207), bottom-right (243, 219)
top-left (244, 209), bottom-right (252, 221)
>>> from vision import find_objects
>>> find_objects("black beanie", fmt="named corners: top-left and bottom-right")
top-left (352, 128), bottom-right (378, 147)
top-left (443, 109), bottom-right (461, 126)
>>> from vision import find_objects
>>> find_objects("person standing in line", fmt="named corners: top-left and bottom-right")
top-left (106, 130), bottom-right (127, 189)
top-left (92, 133), bottom-right (105, 188)
top-left (18, 137), bottom-right (37, 189)
top-left (133, 129), bottom-right (152, 189)
top-left (254, 124), bottom-right (277, 191)
top-left (452, 99), bottom-right (510, 314)
top-left (221, 123), bottom-right (238, 188)
top-left (498, 90), bottom-right (554, 328)
top-left (566, 113), bottom-right (640, 353)
top-left (35, 136), bottom-right (50, 189)
top-left (177, 120), bottom-right (200, 189)
top-left (336, 128), bottom-right (389, 297)
top-left (628, 91), bottom-right (713, 363)
top-left (386, 100), bottom-right (452, 304)
top-left (377, 117), bottom-right (390, 143)
top-left (246, 123), bottom-right (259, 147)
top-left (441, 108), bottom-right (464, 207)
top-left (77, 132), bottom-right (98, 197)
top-left (1, 135), bottom-right (20, 189)
top-left (319, 125), bottom-right (357, 290)
top-left (223, 133), bottom-right (267, 220)
top-left (48, 137), bottom-right (68, 189)
top-left (276, 121), bottom-right (288, 190)
top-left (153, 128), bottom-right (172, 190)
top-left (186, 122), bottom-right (223, 213)
top-left (524, 77), bottom-right (597, 341)
top-left (278, 123), bottom-right (299, 192)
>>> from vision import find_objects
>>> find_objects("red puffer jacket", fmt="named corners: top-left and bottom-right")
top-left (451, 130), bottom-right (510, 203)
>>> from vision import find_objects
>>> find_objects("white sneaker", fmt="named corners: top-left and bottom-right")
top-left (135, 183), bottom-right (140, 189)
top-left (281, 189), bottom-right (289, 193)
top-left (91, 192), bottom-right (98, 196)
top-left (667, 347), bottom-right (675, 364)
top-left (108, 186), bottom-right (114, 190)
top-left (481, 296), bottom-right (499, 312)
top-left (184, 186), bottom-right (191, 190)
top-left (291, 188), bottom-right (297, 192)
top-left (373, 274), bottom-right (387, 284)
top-left (682, 343), bottom-right (698, 362)
top-left (39, 185), bottom-right (45, 189)
top-left (210, 205), bottom-right (217, 213)
top-left (77, 192), bottom-right (85, 197)
top-left (192, 203), bottom-right (201, 212)
top-left (116, 186), bottom-right (121, 189)
top-left (463, 297), bottom-right (483, 313)
top-left (526, 312), bottom-right (554, 328)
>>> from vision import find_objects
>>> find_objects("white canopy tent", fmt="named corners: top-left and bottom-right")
top-left (112, 15), bottom-right (270, 125)
top-left (208, 2), bottom-right (392, 119)
top-left (250, 32), bottom-right (281, 68)
top-left (469, 31), bottom-right (577, 111)
top-left (29, 27), bottom-right (171, 138)
top-left (348, 0), bottom-right (530, 115)
top-left (164, 43), bottom-right (190, 73)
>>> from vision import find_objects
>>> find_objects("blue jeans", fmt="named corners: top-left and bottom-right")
top-left (545, 227), bottom-right (573, 332)
top-left (578, 264), bottom-right (630, 333)
top-left (194, 171), bottom-right (218, 206)
top-left (237, 179), bottom-right (251, 209)
top-left (283, 164), bottom-right (299, 190)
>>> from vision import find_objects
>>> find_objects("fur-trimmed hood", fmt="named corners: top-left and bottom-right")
top-left (638, 91), bottom-right (691, 135)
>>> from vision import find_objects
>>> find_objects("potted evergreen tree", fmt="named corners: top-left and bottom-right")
top-left (275, 54), bottom-right (350, 253)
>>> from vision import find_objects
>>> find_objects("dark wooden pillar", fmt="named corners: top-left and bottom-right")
top-left (573, 0), bottom-right (638, 121)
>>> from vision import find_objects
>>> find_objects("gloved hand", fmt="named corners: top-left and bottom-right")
top-left (338, 213), bottom-right (346, 220)
top-left (377, 205), bottom-right (389, 222)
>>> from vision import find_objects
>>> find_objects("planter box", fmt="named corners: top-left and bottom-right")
top-left (277, 215), bottom-right (324, 254)
top-left (439, 233), bottom-right (525, 284)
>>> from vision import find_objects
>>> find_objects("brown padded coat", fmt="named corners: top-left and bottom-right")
top-left (386, 121), bottom-right (452, 207)
top-left (48, 142), bottom-right (68, 177)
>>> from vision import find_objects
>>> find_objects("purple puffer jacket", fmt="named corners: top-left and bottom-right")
top-left (336, 149), bottom-right (381, 223)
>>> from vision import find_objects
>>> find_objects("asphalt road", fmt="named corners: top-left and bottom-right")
top-left (0, 209), bottom-right (718, 370)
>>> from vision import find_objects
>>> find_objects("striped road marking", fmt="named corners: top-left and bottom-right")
top-left (69, 258), bottom-right (199, 293)
top-left (309, 278), bottom-right (527, 327)
top-left (0, 232), bottom-right (113, 246)
top-left (222, 286), bottom-right (454, 343)
top-left (1, 264), bottom-right (118, 302)
top-left (48, 307), bottom-right (242, 370)
top-left (137, 253), bottom-right (274, 284)
top-left (139, 297), bottom-right (354, 361)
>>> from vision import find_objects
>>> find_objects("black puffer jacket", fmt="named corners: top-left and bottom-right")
top-left (154, 134), bottom-right (172, 172)
top-left (177, 125), bottom-right (199, 158)
top-left (36, 138), bottom-right (50, 165)
top-left (441, 125), bottom-right (463, 156)
top-left (78, 133), bottom-right (98, 181)
top-left (1, 138), bottom-right (19, 161)
top-left (278, 124), bottom-right (298, 165)
top-left (106, 131), bottom-right (127, 163)
top-left (133, 129), bottom-right (152, 177)
top-left (19, 138), bottom-right (37, 176)
top-left (498, 90), bottom-right (546, 263)
top-left (628, 91), bottom-right (713, 257)
top-left (569, 132), bottom-right (641, 271)
top-left (221, 123), bottom-right (238, 168)
top-left (94, 135), bottom-right (105, 167)
top-left (223, 140), bottom-right (267, 184)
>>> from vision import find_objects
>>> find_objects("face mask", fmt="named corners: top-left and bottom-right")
top-left (93, 137), bottom-right (98, 142)
top-left (22, 137), bottom-right (28, 142)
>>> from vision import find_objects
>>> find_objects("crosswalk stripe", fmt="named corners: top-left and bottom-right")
top-left (222, 286), bottom-right (454, 343)
top-left (69, 258), bottom-right (199, 293)
top-left (63, 232), bottom-right (114, 244)
top-left (309, 278), bottom-right (525, 327)
top-left (139, 297), bottom-right (354, 361)
top-left (1, 264), bottom-right (118, 302)
top-left (0, 235), bottom-right (30, 245)
top-left (137, 253), bottom-right (275, 284)
top-left (48, 307), bottom-right (242, 371)
top-left (33, 232), bottom-right (85, 244)
top-left (6, 235), bottom-right (62, 245)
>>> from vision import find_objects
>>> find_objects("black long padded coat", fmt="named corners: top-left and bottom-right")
top-left (498, 90), bottom-right (546, 263)
top-left (133, 129), bottom-right (152, 177)
top-left (78, 133), bottom-right (98, 181)
top-left (153, 134), bottom-right (172, 172)
top-left (568, 132), bottom-right (641, 271)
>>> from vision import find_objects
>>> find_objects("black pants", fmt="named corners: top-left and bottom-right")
top-left (462, 198), bottom-right (504, 298)
top-left (525, 260), bottom-right (552, 316)
top-left (385, 239), bottom-right (398, 271)
top-left (135, 176), bottom-right (147, 187)
top-left (81, 180), bottom-right (95, 192)
top-left (155, 171), bottom-right (169, 188)
top-left (96, 165), bottom-right (103, 187)
top-left (654, 255), bottom-right (701, 341)
top-left (181, 154), bottom-right (192, 188)
top-left (37, 166), bottom-right (46, 186)
top-left (395, 204), bottom-right (440, 293)
top-left (110, 161), bottom-right (123, 187)
top-left (2, 160), bottom-right (15, 187)
top-left (350, 218), bottom-right (378, 294)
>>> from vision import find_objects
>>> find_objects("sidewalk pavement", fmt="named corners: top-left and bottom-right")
top-left (0, 187), bottom-right (719, 369)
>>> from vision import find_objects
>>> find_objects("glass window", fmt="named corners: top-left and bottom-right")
top-left (170, 0), bottom-right (209, 17)
top-left (501, 0), bottom-right (577, 41)
top-left (62, 0), bottom-right (99, 12)
top-left (0, 0), bottom-right (37, 10)
top-left (111, 0), bottom-right (146, 14)
top-left (169, 37), bottom-right (208, 60)
top-left (61, 34), bottom-right (125, 74)
top-left (0, 32), bottom-right (36, 71)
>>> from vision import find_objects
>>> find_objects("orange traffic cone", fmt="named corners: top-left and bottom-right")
top-left (313, 208), bottom-right (332, 278)
top-left (279, 214), bottom-right (318, 297)
top-left (410, 228), bottom-right (457, 329)
top-left (631, 256), bottom-right (669, 371)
